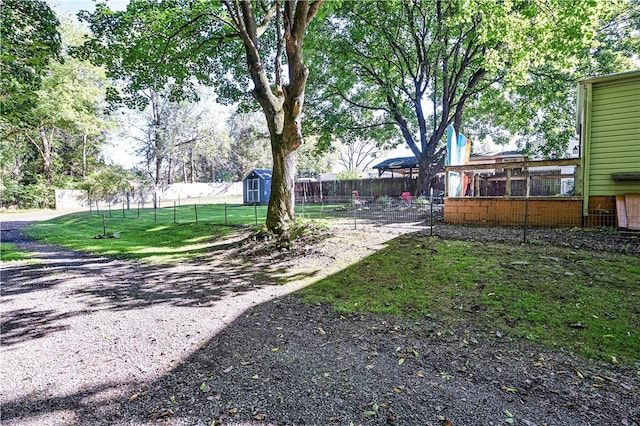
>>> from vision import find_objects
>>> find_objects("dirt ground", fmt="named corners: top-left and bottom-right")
top-left (1, 210), bottom-right (639, 426)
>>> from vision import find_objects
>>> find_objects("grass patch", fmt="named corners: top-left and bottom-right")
top-left (23, 203), bottom-right (342, 263)
top-left (0, 243), bottom-right (32, 262)
top-left (299, 235), bottom-right (640, 365)
top-left (88, 202), bottom-right (341, 225)
top-left (23, 203), bottom-right (341, 264)
top-left (24, 212), bottom-right (238, 263)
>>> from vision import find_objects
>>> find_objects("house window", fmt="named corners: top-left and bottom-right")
top-left (247, 178), bottom-right (260, 202)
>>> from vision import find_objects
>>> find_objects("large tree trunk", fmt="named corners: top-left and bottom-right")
top-left (155, 155), bottom-right (163, 185)
top-left (189, 146), bottom-right (195, 183)
top-left (417, 156), bottom-right (430, 196)
top-left (230, 0), bottom-right (322, 235)
top-left (166, 154), bottom-right (172, 184)
top-left (267, 130), bottom-right (298, 232)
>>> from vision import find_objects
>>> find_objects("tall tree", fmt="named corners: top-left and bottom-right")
top-left (24, 22), bottom-right (109, 183)
top-left (77, 0), bottom-right (325, 235)
top-left (1, 16), bottom-right (109, 192)
top-left (306, 0), bottom-right (605, 194)
top-left (296, 135), bottom-right (335, 178)
top-left (466, 0), bottom-right (640, 156)
top-left (119, 87), bottom-right (230, 185)
top-left (0, 0), bottom-right (61, 123)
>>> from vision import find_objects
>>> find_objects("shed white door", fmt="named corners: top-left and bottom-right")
top-left (247, 178), bottom-right (260, 203)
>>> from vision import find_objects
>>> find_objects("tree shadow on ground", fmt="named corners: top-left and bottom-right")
top-left (2, 216), bottom-right (639, 425)
top-left (2, 295), bottom-right (638, 426)
top-left (1, 222), bottom-right (323, 348)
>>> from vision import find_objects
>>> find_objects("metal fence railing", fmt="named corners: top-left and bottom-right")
top-left (90, 201), bottom-right (267, 226)
top-left (86, 193), bottom-right (634, 250)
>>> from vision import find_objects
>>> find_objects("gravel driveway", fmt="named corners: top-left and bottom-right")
top-left (1, 210), bottom-right (638, 426)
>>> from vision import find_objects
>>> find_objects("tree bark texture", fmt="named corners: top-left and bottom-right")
top-left (230, 0), bottom-right (323, 234)
top-left (38, 128), bottom-right (54, 184)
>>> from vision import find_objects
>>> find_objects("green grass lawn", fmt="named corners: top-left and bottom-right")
top-left (23, 203), bottom-right (340, 263)
top-left (24, 211), bottom-right (239, 263)
top-left (90, 202), bottom-right (341, 225)
top-left (0, 242), bottom-right (32, 262)
top-left (22, 209), bottom-right (640, 365)
top-left (299, 236), bottom-right (640, 365)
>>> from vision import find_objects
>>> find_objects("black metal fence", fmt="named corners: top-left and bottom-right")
top-left (86, 190), bottom-right (635, 250)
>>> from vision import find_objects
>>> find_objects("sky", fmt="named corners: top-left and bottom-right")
top-left (47, 0), bottom-right (128, 16)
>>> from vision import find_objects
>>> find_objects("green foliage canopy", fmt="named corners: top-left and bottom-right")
top-left (306, 0), bottom-right (609, 191)
top-left (468, 0), bottom-right (640, 156)
top-left (74, 0), bottom-right (246, 110)
top-left (0, 16), bottom-right (112, 208)
top-left (0, 0), bottom-right (62, 123)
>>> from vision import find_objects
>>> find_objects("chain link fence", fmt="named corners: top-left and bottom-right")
top-left (86, 191), bottom-right (634, 249)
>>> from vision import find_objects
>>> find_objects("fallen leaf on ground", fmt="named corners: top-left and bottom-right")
top-left (129, 393), bottom-right (139, 402)
top-left (501, 385), bottom-right (519, 393)
top-left (407, 348), bottom-right (419, 357)
top-left (254, 413), bottom-right (266, 421)
top-left (228, 407), bottom-right (238, 414)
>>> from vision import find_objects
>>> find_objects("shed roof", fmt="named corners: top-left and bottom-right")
top-left (245, 169), bottom-right (273, 180)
